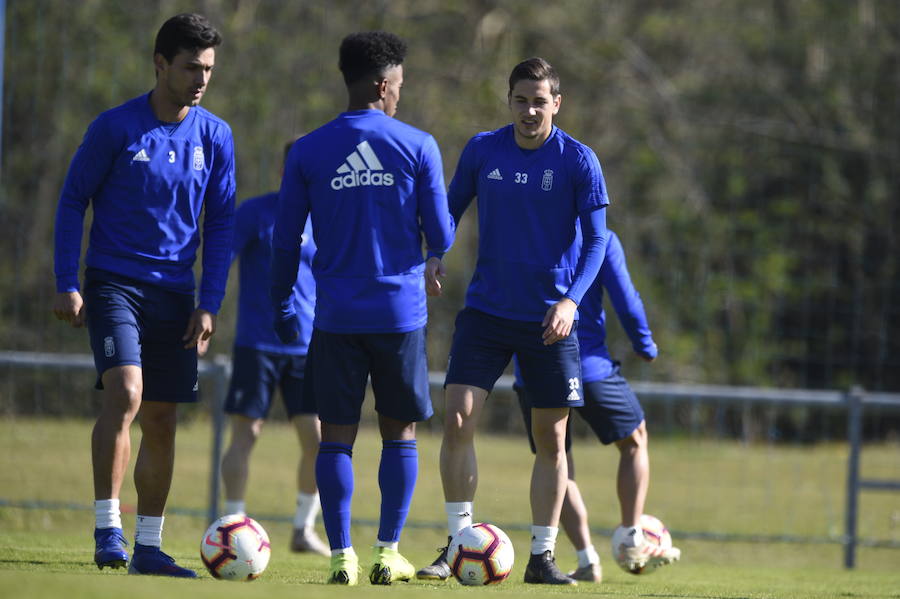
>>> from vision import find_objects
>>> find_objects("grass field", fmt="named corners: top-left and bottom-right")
top-left (1, 416), bottom-right (898, 598)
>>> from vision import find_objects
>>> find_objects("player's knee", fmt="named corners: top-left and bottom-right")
top-left (443, 412), bottom-right (477, 444)
top-left (532, 428), bottom-right (566, 457)
top-left (616, 420), bottom-right (647, 452)
top-left (101, 374), bottom-right (142, 418)
top-left (138, 404), bottom-right (178, 439)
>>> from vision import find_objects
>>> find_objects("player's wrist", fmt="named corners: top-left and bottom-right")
top-left (560, 295), bottom-right (578, 308)
top-left (56, 278), bottom-right (80, 294)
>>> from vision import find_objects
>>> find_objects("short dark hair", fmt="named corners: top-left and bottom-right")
top-left (508, 57), bottom-right (560, 96)
top-left (339, 31), bottom-right (407, 86)
top-left (154, 13), bottom-right (222, 63)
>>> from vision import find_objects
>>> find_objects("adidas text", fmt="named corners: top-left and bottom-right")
top-left (331, 170), bottom-right (395, 190)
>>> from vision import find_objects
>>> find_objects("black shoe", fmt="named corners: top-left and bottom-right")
top-left (523, 550), bottom-right (577, 585)
top-left (415, 536), bottom-right (452, 580)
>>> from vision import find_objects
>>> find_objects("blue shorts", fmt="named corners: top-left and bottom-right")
top-left (445, 307), bottom-right (583, 408)
top-left (83, 268), bottom-right (197, 403)
top-left (225, 347), bottom-right (315, 419)
top-left (516, 363), bottom-right (645, 451)
top-left (305, 327), bottom-right (432, 425)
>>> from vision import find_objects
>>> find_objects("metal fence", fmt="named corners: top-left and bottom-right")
top-left (1, 350), bottom-right (899, 568)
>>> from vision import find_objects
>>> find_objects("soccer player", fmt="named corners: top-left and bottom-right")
top-left (418, 57), bottom-right (609, 585)
top-left (270, 31), bottom-right (454, 586)
top-left (219, 141), bottom-right (328, 557)
top-left (514, 229), bottom-right (681, 582)
top-left (52, 14), bottom-right (235, 577)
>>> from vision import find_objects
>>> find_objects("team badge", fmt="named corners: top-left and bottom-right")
top-left (103, 336), bottom-right (116, 358)
top-left (541, 169), bottom-right (554, 191)
top-left (193, 146), bottom-right (205, 171)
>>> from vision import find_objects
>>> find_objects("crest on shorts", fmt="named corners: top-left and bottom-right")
top-left (192, 146), bottom-right (205, 171)
top-left (541, 169), bottom-right (554, 191)
top-left (103, 336), bottom-right (116, 358)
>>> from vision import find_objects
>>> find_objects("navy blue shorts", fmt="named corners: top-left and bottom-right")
top-left (305, 327), bottom-right (432, 425)
top-left (445, 307), bottom-right (583, 408)
top-left (225, 347), bottom-right (315, 419)
top-left (516, 363), bottom-right (645, 451)
top-left (83, 268), bottom-right (198, 403)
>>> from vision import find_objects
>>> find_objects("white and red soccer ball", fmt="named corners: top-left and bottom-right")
top-left (200, 514), bottom-right (271, 581)
top-left (446, 523), bottom-right (515, 586)
top-left (611, 513), bottom-right (673, 575)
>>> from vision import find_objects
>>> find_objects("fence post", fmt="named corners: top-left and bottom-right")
top-left (206, 354), bottom-right (231, 525)
top-left (843, 385), bottom-right (864, 569)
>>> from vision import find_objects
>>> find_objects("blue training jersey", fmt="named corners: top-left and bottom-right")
top-left (54, 92), bottom-right (236, 313)
top-left (515, 229), bottom-right (657, 384)
top-left (577, 230), bottom-right (657, 382)
top-left (271, 109), bottom-right (454, 334)
top-left (233, 192), bottom-right (315, 354)
top-left (447, 125), bottom-right (609, 322)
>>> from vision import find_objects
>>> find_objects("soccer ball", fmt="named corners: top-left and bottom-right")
top-left (200, 514), bottom-right (271, 581)
top-left (611, 513), bottom-right (672, 575)
top-left (446, 523), bottom-right (514, 585)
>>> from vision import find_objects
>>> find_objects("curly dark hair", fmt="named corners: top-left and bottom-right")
top-left (154, 13), bottom-right (222, 63)
top-left (339, 31), bottom-right (407, 86)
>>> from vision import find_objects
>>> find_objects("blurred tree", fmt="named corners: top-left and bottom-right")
top-left (1, 0), bottom-right (898, 403)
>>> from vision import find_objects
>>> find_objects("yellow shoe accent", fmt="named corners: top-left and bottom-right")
top-left (369, 546), bottom-right (415, 585)
top-left (328, 548), bottom-right (359, 585)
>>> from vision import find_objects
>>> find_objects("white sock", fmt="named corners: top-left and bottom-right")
top-left (293, 492), bottom-right (320, 529)
top-left (375, 540), bottom-right (399, 551)
top-left (223, 500), bottom-right (245, 516)
top-left (576, 545), bottom-right (600, 568)
top-left (621, 525), bottom-right (644, 547)
top-left (530, 525), bottom-right (558, 555)
top-left (135, 515), bottom-right (164, 547)
top-left (331, 546), bottom-right (355, 557)
top-left (94, 499), bottom-right (122, 530)
top-left (445, 501), bottom-right (473, 536)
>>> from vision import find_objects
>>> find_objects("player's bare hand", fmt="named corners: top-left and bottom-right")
top-left (425, 257), bottom-right (446, 297)
top-left (53, 291), bottom-right (86, 328)
top-left (541, 297), bottom-right (577, 345)
top-left (197, 335), bottom-right (210, 357)
top-left (183, 309), bottom-right (216, 350)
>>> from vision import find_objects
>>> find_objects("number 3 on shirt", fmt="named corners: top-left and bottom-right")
top-left (514, 172), bottom-right (528, 184)
top-left (168, 151), bottom-right (176, 163)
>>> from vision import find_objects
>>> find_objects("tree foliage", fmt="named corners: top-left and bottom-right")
top-left (2, 0), bottom-right (899, 391)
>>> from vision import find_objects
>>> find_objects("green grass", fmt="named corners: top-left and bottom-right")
top-left (1, 416), bottom-right (899, 598)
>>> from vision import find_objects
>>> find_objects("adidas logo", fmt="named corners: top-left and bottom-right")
top-left (566, 389), bottom-right (580, 402)
top-left (487, 168), bottom-right (503, 180)
top-left (132, 148), bottom-right (150, 162)
top-left (330, 141), bottom-right (395, 190)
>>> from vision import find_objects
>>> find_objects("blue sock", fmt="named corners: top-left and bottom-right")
top-left (316, 442), bottom-right (354, 550)
top-left (377, 439), bottom-right (418, 544)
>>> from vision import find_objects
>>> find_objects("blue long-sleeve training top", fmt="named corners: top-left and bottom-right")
top-left (514, 229), bottom-right (657, 385)
top-left (577, 230), bottom-right (657, 382)
top-left (446, 125), bottom-right (608, 322)
top-left (54, 92), bottom-right (236, 313)
top-left (233, 192), bottom-right (316, 354)
top-left (271, 109), bottom-right (454, 334)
